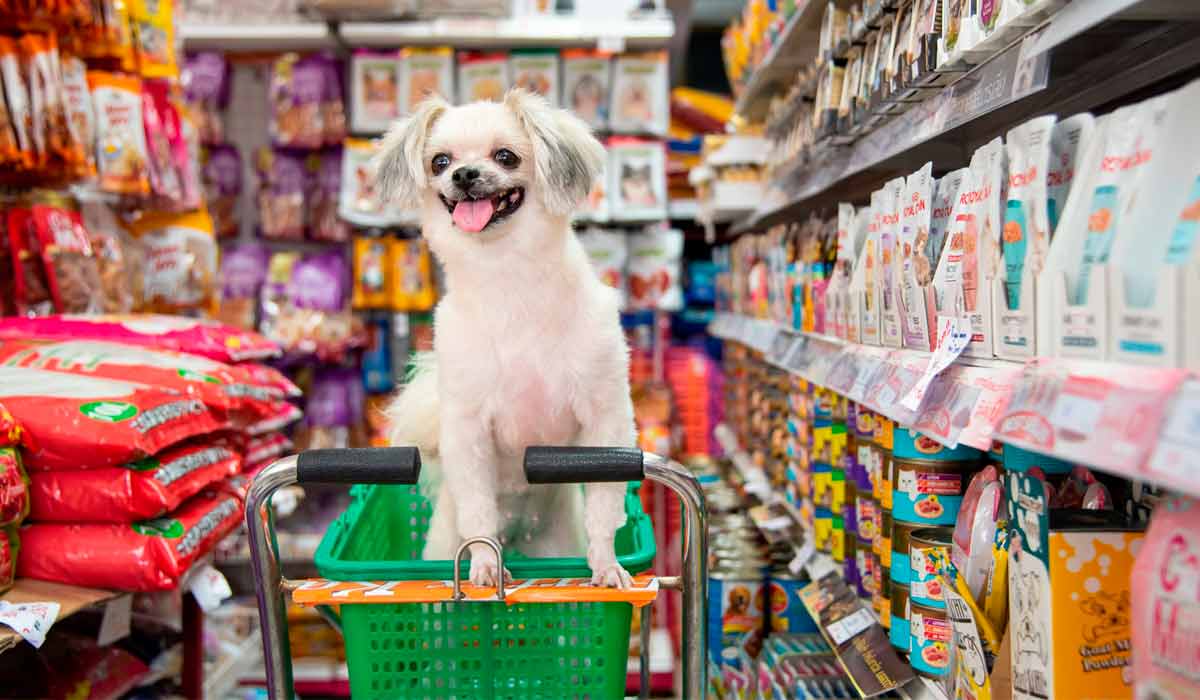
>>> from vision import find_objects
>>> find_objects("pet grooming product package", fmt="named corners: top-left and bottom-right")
top-left (1007, 473), bottom-right (1142, 700)
top-left (899, 163), bottom-right (935, 351)
top-left (610, 51), bottom-right (669, 137)
top-left (350, 50), bottom-right (401, 133)
top-left (608, 137), bottom-right (667, 222)
top-left (400, 47), bottom-right (453, 111)
top-left (456, 51), bottom-right (510, 105)
top-left (562, 49), bottom-right (612, 130)
top-left (509, 49), bottom-right (560, 107)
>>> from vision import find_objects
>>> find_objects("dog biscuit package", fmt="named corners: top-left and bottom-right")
top-left (562, 49), bottom-right (611, 129)
top-left (128, 208), bottom-right (218, 314)
top-left (510, 49), bottom-right (560, 107)
top-left (580, 227), bottom-right (628, 309)
top-left (389, 238), bottom-right (437, 312)
top-left (18, 489), bottom-right (243, 591)
top-left (88, 71), bottom-right (151, 195)
top-left (611, 51), bottom-right (669, 136)
top-left (350, 50), bottom-right (401, 133)
top-left (308, 149), bottom-right (350, 242)
top-left (628, 225), bottom-right (683, 312)
top-left (182, 52), bottom-right (230, 144)
top-left (899, 164), bottom-right (936, 350)
top-left (609, 137), bottom-right (667, 221)
top-left (257, 148), bottom-right (307, 240)
top-left (457, 52), bottom-right (510, 105)
top-left (399, 47), bottom-right (453, 112)
top-left (352, 236), bottom-right (391, 309)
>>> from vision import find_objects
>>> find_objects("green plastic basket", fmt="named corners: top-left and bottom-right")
top-left (314, 483), bottom-right (657, 700)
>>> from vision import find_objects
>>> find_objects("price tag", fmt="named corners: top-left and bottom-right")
top-left (1049, 390), bottom-right (1104, 436)
top-left (0, 600), bottom-right (60, 649)
top-left (901, 316), bottom-right (972, 410)
top-left (789, 541), bottom-right (816, 575)
top-left (188, 564), bottom-right (233, 613)
top-left (827, 607), bottom-right (875, 645)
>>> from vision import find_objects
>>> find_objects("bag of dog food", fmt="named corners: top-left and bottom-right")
top-left (244, 400), bottom-right (303, 437)
top-left (182, 52), bottom-right (229, 145)
top-left (627, 225), bottom-right (683, 311)
top-left (579, 227), bottom-right (628, 308)
top-left (270, 53), bottom-right (329, 149)
top-left (562, 49), bottom-right (611, 130)
top-left (245, 433), bottom-right (293, 465)
top-left (127, 208), bottom-right (218, 314)
top-left (1002, 115), bottom-right (1055, 311)
top-left (88, 70), bottom-right (151, 195)
top-left (457, 51), bottom-right (509, 105)
top-left (18, 489), bottom-right (243, 590)
top-left (389, 238), bottom-right (436, 312)
top-left (399, 47), bottom-right (453, 113)
top-left (350, 50), bottom-right (400, 133)
top-left (611, 51), bottom-right (669, 136)
top-left (202, 144), bottom-right (242, 238)
top-left (257, 147), bottom-right (307, 240)
top-left (308, 149), bottom-right (350, 242)
top-left (238, 362), bottom-right (302, 399)
top-left (0, 447), bottom-right (30, 527)
top-left (29, 441), bottom-right (240, 522)
top-left (510, 49), bottom-right (560, 107)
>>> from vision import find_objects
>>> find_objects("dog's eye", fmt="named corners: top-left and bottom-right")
top-left (493, 148), bottom-right (520, 169)
top-left (431, 153), bottom-right (451, 175)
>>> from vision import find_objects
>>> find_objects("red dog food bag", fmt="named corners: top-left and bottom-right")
top-left (0, 447), bottom-right (30, 526)
top-left (245, 433), bottom-right (293, 465)
top-left (236, 362), bottom-right (302, 398)
top-left (18, 489), bottom-right (243, 591)
top-left (29, 441), bottom-right (241, 522)
top-left (0, 314), bottom-right (280, 362)
top-left (0, 366), bottom-right (226, 471)
top-left (0, 526), bottom-right (16, 594)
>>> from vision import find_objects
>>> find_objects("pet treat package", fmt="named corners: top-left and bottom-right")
top-left (928, 169), bottom-right (967, 282)
top-left (29, 441), bottom-right (241, 522)
top-left (257, 148), bottom-right (307, 240)
top-left (627, 225), bottom-right (683, 312)
top-left (339, 138), bottom-right (403, 227)
top-left (899, 163), bottom-right (936, 350)
top-left (352, 236), bottom-right (391, 309)
top-left (83, 200), bottom-right (142, 312)
top-left (400, 47), bottom-right (453, 112)
top-left (61, 54), bottom-right (96, 175)
top-left (510, 49), bottom-right (560, 107)
top-left (562, 49), bottom-right (611, 130)
top-left (129, 0), bottom-right (178, 78)
top-left (269, 53), bottom-right (323, 149)
top-left (7, 201), bottom-right (55, 316)
top-left (579, 227), bottom-right (628, 309)
top-left (18, 489), bottom-right (243, 591)
top-left (0, 37), bottom-right (32, 169)
top-left (610, 51), bottom-right (669, 136)
top-left (1047, 114), bottom-right (1094, 234)
top-left (877, 176), bottom-right (905, 349)
top-left (389, 238), bottom-right (437, 312)
top-left (216, 243), bottom-right (269, 330)
top-left (608, 137), bottom-right (667, 221)
top-left (202, 144), bottom-right (242, 238)
top-left (31, 199), bottom-right (104, 314)
top-left (0, 445), bottom-right (29, 528)
top-left (268, 250), bottom-right (360, 361)
top-left (1007, 473), bottom-right (1143, 700)
top-left (88, 71), bottom-right (151, 195)
top-left (350, 50), bottom-right (401, 133)
top-left (127, 208), bottom-right (218, 314)
top-left (0, 366), bottom-right (227, 471)
top-left (851, 191), bottom-right (882, 345)
top-left (182, 52), bottom-right (230, 145)
top-left (578, 143), bottom-right (611, 221)
top-left (457, 52), bottom-right (510, 105)
top-left (296, 366), bottom-right (364, 450)
top-left (308, 149), bottom-right (351, 242)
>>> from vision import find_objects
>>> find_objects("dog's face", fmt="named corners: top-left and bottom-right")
top-left (372, 89), bottom-right (604, 251)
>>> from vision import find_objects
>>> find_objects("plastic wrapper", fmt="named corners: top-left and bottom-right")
top-left (60, 53), bottom-right (95, 175)
top-left (6, 201), bottom-right (55, 316)
top-left (627, 225), bottom-right (683, 311)
top-left (257, 148), bottom-right (307, 239)
top-left (182, 52), bottom-right (229, 144)
top-left (29, 440), bottom-right (241, 522)
top-left (308, 149), bottom-right (350, 242)
top-left (142, 79), bottom-right (184, 202)
top-left (352, 236), bottom-right (391, 309)
top-left (130, 0), bottom-right (177, 78)
top-left (82, 198), bottom-right (142, 312)
top-left (0, 314), bottom-right (280, 363)
top-left (127, 208), bottom-right (218, 314)
top-left (0, 447), bottom-right (30, 527)
top-left (0, 43), bottom-right (19, 168)
top-left (270, 53), bottom-right (343, 149)
top-left (19, 34), bottom-right (78, 171)
top-left (0, 526), bottom-right (14, 595)
top-left (32, 199), bottom-right (105, 314)
top-left (88, 70), bottom-right (151, 194)
top-left (216, 242), bottom-right (269, 330)
top-left (18, 489), bottom-right (243, 591)
top-left (202, 143), bottom-right (242, 238)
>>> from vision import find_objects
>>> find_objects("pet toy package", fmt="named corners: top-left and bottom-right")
top-left (610, 51), bottom-right (669, 137)
top-left (562, 49), bottom-right (611, 130)
top-left (510, 49), bottom-right (560, 107)
top-left (399, 47), bottom-right (453, 111)
top-left (608, 137), bottom-right (667, 221)
top-left (579, 227), bottom-right (628, 309)
top-left (628, 225), bottom-right (683, 312)
top-left (350, 50), bottom-right (401, 133)
top-left (457, 52), bottom-right (510, 105)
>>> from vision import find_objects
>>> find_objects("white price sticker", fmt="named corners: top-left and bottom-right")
top-left (1049, 392), bottom-right (1104, 436)
top-left (0, 600), bottom-right (60, 649)
top-left (827, 607), bottom-right (875, 645)
top-left (789, 541), bottom-right (816, 575)
top-left (188, 564), bottom-right (233, 613)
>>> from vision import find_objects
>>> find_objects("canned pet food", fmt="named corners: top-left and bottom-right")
top-left (856, 493), bottom-right (877, 541)
top-left (909, 527), bottom-right (953, 608)
top-left (814, 507), bottom-right (833, 553)
top-left (892, 519), bottom-right (930, 586)
top-left (708, 570), bottom-right (766, 665)
top-left (909, 601), bottom-right (952, 678)
top-left (892, 427), bottom-right (983, 461)
top-left (767, 572), bottom-right (818, 634)
top-left (878, 578), bottom-right (891, 631)
top-left (891, 457), bottom-right (977, 526)
top-left (878, 510), bottom-right (892, 570)
top-left (831, 515), bottom-right (846, 563)
top-left (889, 582), bottom-right (911, 651)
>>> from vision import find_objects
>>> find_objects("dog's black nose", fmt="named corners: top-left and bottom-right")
top-left (452, 167), bottom-right (480, 186)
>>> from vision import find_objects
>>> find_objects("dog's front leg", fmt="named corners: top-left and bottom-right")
top-left (439, 406), bottom-right (509, 587)
top-left (575, 378), bottom-right (637, 589)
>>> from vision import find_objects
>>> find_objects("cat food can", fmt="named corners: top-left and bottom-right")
top-left (892, 428), bottom-right (983, 461)
top-left (831, 515), bottom-right (846, 563)
top-left (707, 570), bottom-right (766, 666)
top-left (878, 511), bottom-right (893, 569)
top-left (891, 519), bottom-right (929, 586)
top-left (856, 493), bottom-right (878, 541)
top-left (909, 527), bottom-right (953, 608)
top-left (857, 543), bottom-right (875, 596)
top-left (815, 507), bottom-right (833, 553)
top-left (890, 582), bottom-right (911, 651)
top-left (891, 456), bottom-right (978, 526)
top-left (878, 577), bottom-right (892, 630)
top-left (909, 601), bottom-right (953, 678)
top-left (767, 572), bottom-right (818, 634)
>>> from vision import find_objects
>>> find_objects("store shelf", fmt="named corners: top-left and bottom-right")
top-left (179, 23), bottom-right (337, 51)
top-left (204, 628), bottom-right (263, 700)
top-left (0, 579), bottom-right (117, 654)
top-left (338, 15), bottom-right (675, 49)
top-left (667, 199), bottom-right (699, 220)
top-left (733, 0), bottom-right (827, 121)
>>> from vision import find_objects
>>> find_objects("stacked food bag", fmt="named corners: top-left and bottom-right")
top-left (0, 315), bottom-right (301, 591)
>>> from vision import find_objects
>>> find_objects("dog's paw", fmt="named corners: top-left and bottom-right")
top-left (468, 552), bottom-right (511, 588)
top-left (590, 561), bottom-right (633, 589)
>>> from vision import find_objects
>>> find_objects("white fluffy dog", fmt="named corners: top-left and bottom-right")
top-left (375, 89), bottom-right (636, 589)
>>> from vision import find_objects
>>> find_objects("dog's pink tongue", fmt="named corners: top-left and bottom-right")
top-left (452, 199), bottom-right (495, 233)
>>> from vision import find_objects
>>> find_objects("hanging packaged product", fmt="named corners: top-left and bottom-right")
top-left (6, 201), bottom-right (53, 317)
top-left (352, 236), bottom-right (392, 309)
top-left (127, 208), bottom-right (218, 314)
top-left (628, 225), bottom-right (684, 312)
top-left (270, 53), bottom-right (337, 149)
top-left (611, 51), bottom-right (670, 136)
top-left (1047, 115), bottom-right (1094, 234)
top-left (129, 0), bottom-right (177, 78)
top-left (182, 52), bottom-right (230, 145)
top-left (29, 197), bottom-right (104, 314)
top-left (457, 52), bottom-right (510, 105)
top-left (18, 489), bottom-right (243, 591)
top-left (88, 70), bottom-right (151, 195)
top-left (18, 34), bottom-right (73, 172)
top-left (350, 50), bottom-right (401, 133)
top-left (399, 47), bottom-right (453, 112)
top-left (562, 49), bottom-right (612, 130)
top-left (80, 198), bottom-right (141, 312)
top-left (140, 80), bottom-right (183, 201)
top-left (0, 526), bottom-right (15, 595)
top-left (308, 149), bottom-right (350, 242)
top-left (876, 177), bottom-right (905, 348)
top-left (608, 137), bottom-right (668, 221)
top-left (927, 169), bottom-right (967, 286)
top-left (60, 53), bottom-right (96, 175)
top-left (899, 163), bottom-right (936, 350)
top-left (162, 87), bottom-right (203, 210)
top-left (269, 250), bottom-right (362, 361)
top-left (0, 446), bottom-right (29, 528)
top-left (510, 49), bottom-right (560, 106)
top-left (389, 238), bottom-right (436, 312)
top-left (29, 441), bottom-right (241, 522)
top-left (215, 243), bottom-right (269, 331)
top-left (201, 144), bottom-right (242, 238)
top-left (256, 148), bottom-right (307, 240)
top-left (0, 37), bottom-right (33, 170)
top-left (579, 228), bottom-right (629, 309)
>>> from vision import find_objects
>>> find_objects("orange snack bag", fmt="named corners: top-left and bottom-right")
top-left (87, 71), bottom-right (150, 195)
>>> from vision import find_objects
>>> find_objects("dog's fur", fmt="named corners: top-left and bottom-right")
top-left (375, 90), bottom-right (636, 588)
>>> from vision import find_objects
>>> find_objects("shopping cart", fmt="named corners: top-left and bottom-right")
top-left (246, 446), bottom-right (708, 699)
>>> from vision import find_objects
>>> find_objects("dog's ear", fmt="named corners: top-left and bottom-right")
top-left (504, 88), bottom-right (605, 216)
top-left (373, 95), bottom-right (450, 208)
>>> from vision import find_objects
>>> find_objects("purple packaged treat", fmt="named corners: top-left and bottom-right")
top-left (316, 53), bottom-right (347, 147)
top-left (182, 52), bottom-right (229, 145)
top-left (203, 144), bottom-right (242, 238)
top-left (288, 250), bottom-right (349, 312)
top-left (257, 148), bottom-right (307, 239)
top-left (308, 149), bottom-right (350, 242)
top-left (216, 243), bottom-right (269, 329)
top-left (270, 53), bottom-right (326, 149)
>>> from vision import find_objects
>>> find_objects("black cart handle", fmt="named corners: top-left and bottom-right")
top-left (296, 447), bottom-right (421, 484)
top-left (523, 446), bottom-right (644, 484)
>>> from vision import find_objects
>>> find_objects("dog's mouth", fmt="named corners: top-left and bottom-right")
top-left (439, 187), bottom-right (524, 234)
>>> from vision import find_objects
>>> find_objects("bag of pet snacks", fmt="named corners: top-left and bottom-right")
top-left (0, 526), bottom-right (16, 595)
top-left (182, 52), bottom-right (229, 145)
top-left (611, 51), bottom-right (669, 136)
top-left (389, 238), bottom-right (437, 312)
top-left (82, 198), bottom-right (141, 313)
top-left (274, 250), bottom-right (358, 360)
top-left (510, 49), bottom-right (560, 107)
top-left (270, 54), bottom-right (326, 149)
top-left (0, 447), bottom-right (28, 528)
top-left (339, 138), bottom-right (394, 227)
top-left (628, 225), bottom-right (683, 312)
top-left (563, 49), bottom-right (611, 130)
top-left (899, 163), bottom-right (935, 350)
top-left (171, 95), bottom-right (205, 211)
top-left (19, 34), bottom-right (74, 172)
top-left (202, 144), bottom-right (242, 238)
top-left (307, 149), bottom-right (350, 242)
top-left (257, 148), bottom-right (307, 240)
top-left (31, 198), bottom-right (104, 314)
top-left (580, 227), bottom-right (629, 308)
top-left (609, 137), bottom-right (667, 221)
top-left (296, 366), bottom-right (364, 450)
top-left (128, 208), bottom-right (218, 314)
top-left (0, 38), bottom-right (33, 170)
top-left (245, 399), bottom-right (303, 437)
top-left (141, 81), bottom-right (183, 202)
top-left (457, 52), bottom-right (510, 105)
top-left (877, 176), bottom-right (904, 348)
top-left (6, 201), bottom-right (55, 316)
top-left (318, 55), bottom-right (347, 147)
top-left (129, 0), bottom-right (177, 78)
top-left (579, 143), bottom-right (611, 221)
top-left (350, 50), bottom-right (401, 133)
top-left (928, 168), bottom-right (967, 274)
top-left (245, 433), bottom-right (293, 466)
top-left (88, 71), bottom-right (151, 195)
top-left (352, 236), bottom-right (391, 309)
top-left (1047, 114), bottom-right (1094, 234)
top-left (29, 440), bottom-right (240, 522)
top-left (18, 489), bottom-right (243, 591)
top-left (60, 54), bottom-right (95, 175)
top-left (399, 47), bottom-right (453, 113)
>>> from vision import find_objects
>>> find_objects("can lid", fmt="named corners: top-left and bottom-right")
top-left (910, 526), bottom-right (954, 548)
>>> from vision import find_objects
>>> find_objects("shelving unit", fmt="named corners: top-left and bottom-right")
top-left (732, 0), bottom-right (828, 121)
